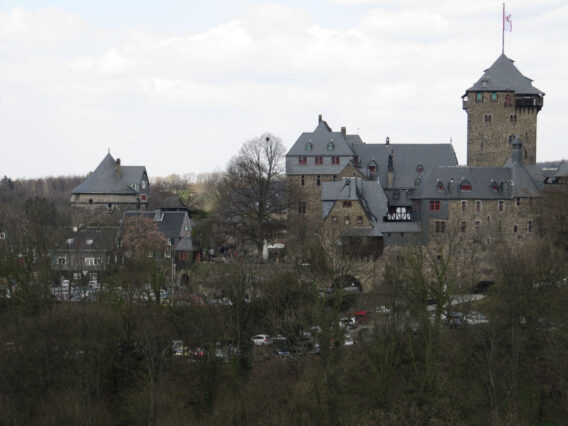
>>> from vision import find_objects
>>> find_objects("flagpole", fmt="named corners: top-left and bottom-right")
top-left (502, 3), bottom-right (505, 54)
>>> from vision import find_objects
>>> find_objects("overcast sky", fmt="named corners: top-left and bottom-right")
top-left (1, 0), bottom-right (566, 179)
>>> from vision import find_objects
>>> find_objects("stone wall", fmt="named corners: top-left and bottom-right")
top-left (465, 91), bottom-right (539, 167)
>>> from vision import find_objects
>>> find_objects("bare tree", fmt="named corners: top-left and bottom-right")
top-left (212, 133), bottom-right (287, 257)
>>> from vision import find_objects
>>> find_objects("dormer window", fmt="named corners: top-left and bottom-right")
top-left (416, 164), bottom-right (423, 174)
top-left (327, 141), bottom-right (335, 151)
top-left (437, 181), bottom-right (444, 191)
top-left (491, 181), bottom-right (498, 191)
top-left (131, 183), bottom-right (137, 190)
top-left (415, 178), bottom-right (422, 186)
top-left (460, 180), bottom-right (472, 191)
top-left (305, 142), bottom-right (312, 151)
top-left (141, 180), bottom-right (147, 189)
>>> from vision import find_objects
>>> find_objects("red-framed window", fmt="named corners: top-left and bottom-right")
top-left (461, 184), bottom-right (472, 191)
top-left (331, 156), bottom-right (340, 165)
top-left (368, 165), bottom-right (376, 173)
top-left (298, 156), bottom-right (307, 165)
top-left (315, 156), bottom-right (323, 165)
top-left (429, 200), bottom-right (441, 211)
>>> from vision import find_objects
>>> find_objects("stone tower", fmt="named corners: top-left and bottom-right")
top-left (463, 54), bottom-right (544, 167)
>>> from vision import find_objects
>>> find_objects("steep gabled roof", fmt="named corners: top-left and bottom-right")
top-left (321, 178), bottom-right (388, 223)
top-left (286, 117), bottom-right (359, 173)
top-left (123, 210), bottom-right (191, 239)
top-left (353, 143), bottom-right (458, 188)
top-left (71, 153), bottom-right (147, 195)
top-left (466, 53), bottom-right (544, 95)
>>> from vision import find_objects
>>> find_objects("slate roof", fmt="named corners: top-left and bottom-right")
top-left (56, 226), bottom-right (119, 252)
top-left (376, 222), bottom-right (422, 233)
top-left (286, 118), bottom-right (360, 175)
top-left (353, 143), bottom-right (458, 188)
top-left (71, 153), bottom-right (147, 195)
top-left (123, 210), bottom-right (191, 240)
top-left (413, 162), bottom-right (541, 200)
top-left (321, 178), bottom-right (389, 224)
top-left (465, 54), bottom-right (544, 95)
top-left (341, 227), bottom-right (383, 237)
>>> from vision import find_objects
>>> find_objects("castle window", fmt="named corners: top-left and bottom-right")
top-left (434, 220), bottom-right (446, 233)
top-left (475, 220), bottom-right (481, 233)
top-left (141, 194), bottom-right (147, 201)
top-left (528, 219), bottom-right (533, 233)
top-left (460, 221), bottom-right (466, 233)
top-left (437, 181), bottom-right (444, 191)
top-left (505, 94), bottom-right (512, 106)
top-left (508, 135), bottom-right (515, 144)
top-left (316, 175), bottom-right (321, 186)
top-left (342, 201), bottom-right (352, 208)
top-left (356, 216), bottom-right (363, 224)
top-left (331, 156), bottom-right (340, 165)
top-left (513, 224), bottom-right (518, 233)
top-left (475, 200), bottom-right (482, 212)
top-left (461, 200), bottom-right (467, 211)
top-left (305, 142), bottom-right (312, 151)
top-left (315, 156), bottom-right (323, 165)
top-left (300, 175), bottom-right (305, 186)
top-left (498, 220), bottom-right (502, 232)
top-left (298, 201), bottom-right (306, 215)
top-left (510, 114), bottom-right (517, 123)
top-left (498, 200), bottom-right (504, 212)
top-left (141, 180), bottom-right (147, 189)
top-left (368, 165), bottom-right (376, 173)
top-left (327, 141), bottom-right (335, 151)
top-left (429, 200), bottom-right (441, 211)
top-left (476, 92), bottom-right (483, 103)
top-left (298, 156), bottom-right (307, 165)
top-left (491, 92), bottom-right (498, 102)
top-left (460, 181), bottom-right (472, 191)
top-left (332, 216), bottom-right (338, 223)
top-left (344, 217), bottom-right (350, 225)
top-left (416, 164), bottom-right (423, 173)
top-left (486, 215), bottom-right (491, 223)
top-left (491, 182), bottom-right (498, 191)
top-left (333, 175), bottom-right (337, 181)
top-left (484, 114), bottom-right (492, 123)
top-left (57, 257), bottom-right (66, 265)
top-left (516, 197), bottom-right (521, 206)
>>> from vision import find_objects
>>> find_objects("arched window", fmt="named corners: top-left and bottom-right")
top-left (327, 141), bottom-right (335, 151)
top-left (416, 164), bottom-right (424, 174)
top-left (305, 142), bottom-right (312, 151)
top-left (437, 181), bottom-right (444, 191)
top-left (367, 161), bottom-right (377, 174)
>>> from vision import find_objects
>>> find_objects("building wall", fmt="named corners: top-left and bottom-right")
top-left (427, 197), bottom-right (539, 244)
top-left (465, 91), bottom-right (539, 167)
top-left (71, 193), bottom-right (149, 208)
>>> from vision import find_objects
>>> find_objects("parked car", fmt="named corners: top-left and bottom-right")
top-left (251, 334), bottom-right (272, 346)
top-left (464, 311), bottom-right (489, 325)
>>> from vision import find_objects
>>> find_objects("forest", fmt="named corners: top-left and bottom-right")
top-left (1, 175), bottom-right (568, 425)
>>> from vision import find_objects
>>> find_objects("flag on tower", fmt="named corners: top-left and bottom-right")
top-left (504, 9), bottom-right (512, 32)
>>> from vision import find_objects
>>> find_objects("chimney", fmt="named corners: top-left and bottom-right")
top-left (341, 126), bottom-right (346, 136)
top-left (387, 151), bottom-right (394, 188)
top-left (511, 137), bottom-right (523, 166)
top-left (115, 158), bottom-right (122, 178)
top-left (318, 114), bottom-right (322, 124)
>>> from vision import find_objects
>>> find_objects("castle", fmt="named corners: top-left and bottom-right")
top-left (286, 54), bottom-right (566, 256)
